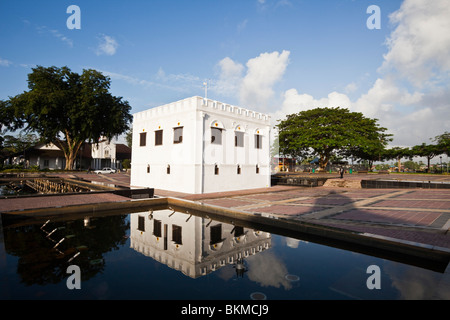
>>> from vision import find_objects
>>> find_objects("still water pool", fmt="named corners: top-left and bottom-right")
top-left (0, 209), bottom-right (448, 300)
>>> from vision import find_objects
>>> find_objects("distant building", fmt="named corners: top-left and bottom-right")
top-left (4, 138), bottom-right (131, 170)
top-left (130, 96), bottom-right (271, 194)
top-left (91, 137), bottom-right (132, 170)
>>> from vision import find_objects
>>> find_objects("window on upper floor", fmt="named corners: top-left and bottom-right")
top-left (211, 127), bottom-right (222, 145)
top-left (255, 134), bottom-right (262, 149)
top-left (140, 132), bottom-right (147, 146)
top-left (155, 130), bottom-right (163, 146)
top-left (235, 132), bottom-right (244, 147)
top-left (173, 127), bottom-right (183, 144)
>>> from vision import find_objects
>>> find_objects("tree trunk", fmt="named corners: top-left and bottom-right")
top-left (319, 154), bottom-right (329, 171)
top-left (57, 131), bottom-right (84, 171)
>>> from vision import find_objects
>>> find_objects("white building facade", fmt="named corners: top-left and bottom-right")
top-left (130, 96), bottom-right (271, 194)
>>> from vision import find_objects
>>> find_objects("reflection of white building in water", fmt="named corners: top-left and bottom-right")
top-left (130, 96), bottom-right (271, 194)
top-left (129, 210), bottom-right (271, 278)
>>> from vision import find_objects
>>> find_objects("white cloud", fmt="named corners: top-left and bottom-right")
top-left (0, 57), bottom-right (12, 67)
top-left (96, 67), bottom-right (202, 95)
top-left (214, 57), bottom-right (244, 97)
top-left (95, 34), bottom-right (119, 56)
top-left (240, 50), bottom-right (290, 111)
top-left (272, 0), bottom-right (450, 148)
top-left (271, 88), bottom-right (352, 124)
top-left (36, 26), bottom-right (73, 48)
top-left (214, 51), bottom-right (290, 111)
top-left (344, 82), bottom-right (358, 94)
top-left (379, 0), bottom-right (450, 88)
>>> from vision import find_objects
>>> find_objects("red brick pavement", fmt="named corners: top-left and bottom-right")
top-left (373, 199), bottom-right (450, 210)
top-left (333, 209), bottom-right (442, 226)
top-left (248, 204), bottom-right (317, 216)
top-left (0, 193), bottom-right (128, 212)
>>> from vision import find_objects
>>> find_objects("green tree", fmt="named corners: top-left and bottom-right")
top-left (411, 143), bottom-right (440, 173)
top-left (276, 107), bottom-right (391, 170)
top-left (402, 160), bottom-right (421, 171)
top-left (384, 147), bottom-right (411, 172)
top-left (125, 128), bottom-right (133, 148)
top-left (434, 131), bottom-right (450, 156)
top-left (2, 133), bottom-right (40, 154)
top-left (4, 66), bottom-right (132, 170)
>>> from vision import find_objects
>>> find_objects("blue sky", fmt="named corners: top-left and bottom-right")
top-left (1, 0), bottom-right (449, 148)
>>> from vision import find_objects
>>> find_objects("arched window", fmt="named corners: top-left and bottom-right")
top-left (211, 120), bottom-right (224, 145)
top-left (235, 125), bottom-right (244, 147)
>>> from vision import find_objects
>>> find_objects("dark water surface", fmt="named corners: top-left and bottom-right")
top-left (0, 209), bottom-right (448, 300)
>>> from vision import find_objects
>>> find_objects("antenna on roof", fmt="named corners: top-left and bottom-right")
top-left (203, 81), bottom-right (208, 100)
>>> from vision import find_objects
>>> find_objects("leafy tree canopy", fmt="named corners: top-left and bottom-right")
top-left (276, 107), bottom-right (391, 170)
top-left (2, 66), bottom-right (132, 170)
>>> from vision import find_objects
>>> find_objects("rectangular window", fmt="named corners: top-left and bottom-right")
top-left (173, 127), bottom-right (183, 144)
top-left (140, 132), bottom-right (147, 146)
top-left (210, 224), bottom-right (222, 245)
top-left (235, 132), bottom-right (244, 147)
top-left (255, 134), bottom-right (262, 149)
top-left (172, 225), bottom-right (182, 245)
top-left (237, 165), bottom-right (241, 175)
top-left (155, 130), bottom-right (163, 146)
top-left (256, 165), bottom-right (260, 174)
top-left (153, 219), bottom-right (162, 237)
top-left (138, 216), bottom-right (145, 232)
top-left (233, 226), bottom-right (244, 238)
top-left (211, 128), bottom-right (222, 145)
top-left (214, 164), bottom-right (219, 175)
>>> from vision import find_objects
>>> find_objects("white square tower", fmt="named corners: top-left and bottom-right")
top-left (130, 96), bottom-right (271, 194)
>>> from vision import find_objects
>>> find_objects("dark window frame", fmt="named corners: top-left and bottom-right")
top-left (153, 219), bottom-right (162, 237)
top-left (172, 225), bottom-right (182, 245)
top-left (155, 130), bottom-right (163, 146)
top-left (255, 134), bottom-right (262, 149)
top-left (138, 215), bottom-right (145, 232)
top-left (140, 132), bottom-right (147, 147)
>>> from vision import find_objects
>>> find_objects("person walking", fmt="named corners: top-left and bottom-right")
top-left (339, 167), bottom-right (344, 179)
